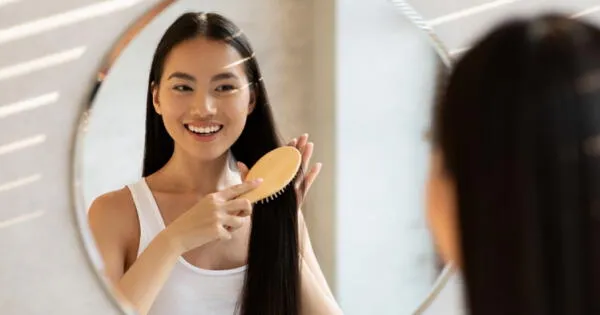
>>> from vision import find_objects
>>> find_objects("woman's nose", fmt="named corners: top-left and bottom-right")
top-left (190, 96), bottom-right (216, 117)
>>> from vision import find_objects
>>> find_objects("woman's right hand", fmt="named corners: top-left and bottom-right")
top-left (162, 178), bottom-right (262, 254)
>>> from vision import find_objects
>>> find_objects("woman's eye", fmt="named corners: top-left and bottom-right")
top-left (173, 85), bottom-right (192, 92)
top-left (215, 84), bottom-right (238, 93)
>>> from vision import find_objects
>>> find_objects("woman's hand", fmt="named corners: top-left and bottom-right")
top-left (288, 133), bottom-right (322, 207)
top-left (236, 133), bottom-right (321, 207)
top-left (162, 179), bottom-right (262, 254)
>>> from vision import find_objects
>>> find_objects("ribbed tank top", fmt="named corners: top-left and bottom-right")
top-left (127, 178), bottom-right (246, 315)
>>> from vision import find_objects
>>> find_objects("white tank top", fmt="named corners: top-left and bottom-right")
top-left (127, 178), bottom-right (246, 315)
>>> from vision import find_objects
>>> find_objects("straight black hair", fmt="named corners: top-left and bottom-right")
top-left (433, 14), bottom-right (600, 315)
top-left (143, 12), bottom-right (300, 315)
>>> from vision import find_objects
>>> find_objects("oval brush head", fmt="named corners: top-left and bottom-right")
top-left (237, 146), bottom-right (302, 204)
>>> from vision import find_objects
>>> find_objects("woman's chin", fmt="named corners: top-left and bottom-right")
top-left (183, 143), bottom-right (232, 162)
top-left (176, 129), bottom-right (241, 161)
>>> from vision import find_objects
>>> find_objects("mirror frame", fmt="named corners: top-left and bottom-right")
top-left (71, 1), bottom-right (178, 313)
top-left (69, 1), bottom-right (455, 314)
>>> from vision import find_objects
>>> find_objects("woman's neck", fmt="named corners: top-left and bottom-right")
top-left (153, 148), bottom-right (241, 195)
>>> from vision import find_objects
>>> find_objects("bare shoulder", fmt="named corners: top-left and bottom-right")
top-left (88, 187), bottom-right (140, 250)
top-left (88, 186), bottom-right (141, 280)
top-left (89, 187), bottom-right (137, 228)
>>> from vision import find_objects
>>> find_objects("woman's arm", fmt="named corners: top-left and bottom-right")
top-left (88, 190), bottom-right (181, 315)
top-left (300, 258), bottom-right (343, 315)
top-left (116, 232), bottom-right (181, 315)
top-left (298, 210), bottom-right (336, 299)
top-left (89, 182), bottom-right (257, 315)
top-left (298, 210), bottom-right (342, 313)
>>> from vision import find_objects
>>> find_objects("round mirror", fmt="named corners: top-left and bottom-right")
top-left (72, 0), bottom-right (459, 314)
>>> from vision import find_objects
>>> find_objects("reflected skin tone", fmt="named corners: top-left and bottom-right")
top-left (425, 149), bottom-right (461, 267)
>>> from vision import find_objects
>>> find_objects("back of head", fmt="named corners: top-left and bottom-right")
top-left (433, 14), bottom-right (600, 314)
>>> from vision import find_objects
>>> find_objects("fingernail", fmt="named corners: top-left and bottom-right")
top-left (303, 133), bottom-right (309, 137)
top-left (253, 178), bottom-right (263, 184)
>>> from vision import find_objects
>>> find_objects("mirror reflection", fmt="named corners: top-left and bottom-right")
top-left (74, 1), bottom-right (454, 314)
top-left (84, 9), bottom-right (339, 315)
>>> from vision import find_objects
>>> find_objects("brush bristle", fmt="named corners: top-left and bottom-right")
top-left (256, 185), bottom-right (289, 205)
top-left (256, 168), bottom-right (303, 204)
top-left (250, 161), bottom-right (303, 205)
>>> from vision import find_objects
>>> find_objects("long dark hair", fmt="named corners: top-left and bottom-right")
top-left (143, 12), bottom-right (300, 315)
top-left (433, 14), bottom-right (600, 315)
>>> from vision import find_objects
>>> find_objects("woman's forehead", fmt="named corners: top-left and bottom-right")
top-left (163, 37), bottom-right (247, 77)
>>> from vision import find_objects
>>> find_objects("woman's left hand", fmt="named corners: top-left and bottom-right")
top-left (288, 134), bottom-right (322, 207)
top-left (236, 133), bottom-right (322, 208)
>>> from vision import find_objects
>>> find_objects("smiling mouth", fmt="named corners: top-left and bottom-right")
top-left (185, 124), bottom-right (223, 135)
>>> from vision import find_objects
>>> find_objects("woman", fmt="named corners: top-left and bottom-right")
top-left (88, 12), bottom-right (341, 315)
top-left (426, 14), bottom-right (600, 315)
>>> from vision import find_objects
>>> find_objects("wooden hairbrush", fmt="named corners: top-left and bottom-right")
top-left (237, 146), bottom-right (301, 204)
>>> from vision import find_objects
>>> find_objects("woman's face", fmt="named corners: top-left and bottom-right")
top-left (425, 149), bottom-right (461, 266)
top-left (152, 36), bottom-right (255, 161)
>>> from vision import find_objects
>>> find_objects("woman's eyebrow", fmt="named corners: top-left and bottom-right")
top-left (167, 71), bottom-right (196, 81)
top-left (211, 72), bottom-right (239, 82)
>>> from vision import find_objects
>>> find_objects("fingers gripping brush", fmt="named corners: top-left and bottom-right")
top-left (238, 146), bottom-right (302, 204)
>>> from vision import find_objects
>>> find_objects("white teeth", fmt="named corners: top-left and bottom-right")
top-left (187, 125), bottom-right (221, 134)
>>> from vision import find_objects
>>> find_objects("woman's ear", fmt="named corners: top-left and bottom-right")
top-left (151, 82), bottom-right (162, 115)
top-left (248, 87), bottom-right (256, 115)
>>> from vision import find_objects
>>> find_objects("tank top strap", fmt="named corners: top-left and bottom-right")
top-left (127, 178), bottom-right (166, 256)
